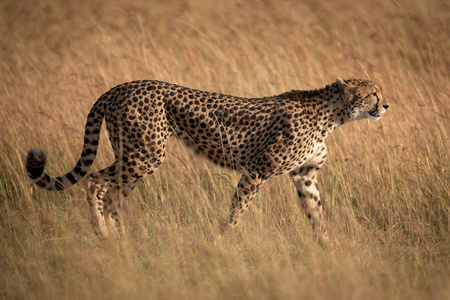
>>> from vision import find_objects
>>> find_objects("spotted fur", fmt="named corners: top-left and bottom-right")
top-left (26, 78), bottom-right (388, 239)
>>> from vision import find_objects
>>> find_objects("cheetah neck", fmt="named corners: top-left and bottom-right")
top-left (288, 84), bottom-right (352, 139)
top-left (325, 85), bottom-right (356, 137)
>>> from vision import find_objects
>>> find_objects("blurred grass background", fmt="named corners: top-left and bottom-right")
top-left (0, 0), bottom-right (448, 299)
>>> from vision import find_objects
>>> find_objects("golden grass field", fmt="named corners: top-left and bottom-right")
top-left (0, 0), bottom-right (449, 299)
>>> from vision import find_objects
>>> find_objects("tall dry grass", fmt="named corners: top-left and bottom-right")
top-left (0, 0), bottom-right (448, 299)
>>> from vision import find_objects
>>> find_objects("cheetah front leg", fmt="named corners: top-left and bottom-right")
top-left (221, 173), bottom-right (264, 232)
top-left (290, 146), bottom-right (329, 242)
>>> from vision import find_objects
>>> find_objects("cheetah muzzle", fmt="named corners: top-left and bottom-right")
top-left (26, 78), bottom-right (389, 240)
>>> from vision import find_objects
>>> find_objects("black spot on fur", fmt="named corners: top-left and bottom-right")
top-left (66, 172), bottom-right (77, 184)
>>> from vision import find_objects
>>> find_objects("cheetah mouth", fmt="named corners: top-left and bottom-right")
top-left (368, 109), bottom-right (381, 120)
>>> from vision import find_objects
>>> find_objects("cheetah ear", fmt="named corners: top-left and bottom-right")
top-left (336, 78), bottom-right (348, 87)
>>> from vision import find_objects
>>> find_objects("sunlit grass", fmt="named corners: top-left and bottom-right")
top-left (0, 0), bottom-right (448, 299)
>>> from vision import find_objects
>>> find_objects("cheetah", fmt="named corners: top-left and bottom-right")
top-left (26, 78), bottom-right (389, 239)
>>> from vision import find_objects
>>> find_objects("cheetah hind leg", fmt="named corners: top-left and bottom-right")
top-left (86, 173), bottom-right (122, 239)
top-left (102, 184), bottom-right (122, 239)
top-left (86, 174), bottom-right (109, 238)
top-left (103, 180), bottom-right (138, 238)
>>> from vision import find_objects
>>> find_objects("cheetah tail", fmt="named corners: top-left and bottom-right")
top-left (26, 96), bottom-right (105, 191)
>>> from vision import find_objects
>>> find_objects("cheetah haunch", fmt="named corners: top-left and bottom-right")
top-left (26, 78), bottom-right (389, 239)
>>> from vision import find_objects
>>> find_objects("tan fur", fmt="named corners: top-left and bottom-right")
top-left (27, 78), bottom-right (388, 239)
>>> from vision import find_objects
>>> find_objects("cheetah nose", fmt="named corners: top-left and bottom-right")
top-left (383, 104), bottom-right (389, 109)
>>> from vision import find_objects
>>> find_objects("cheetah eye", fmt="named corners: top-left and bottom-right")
top-left (372, 92), bottom-right (379, 100)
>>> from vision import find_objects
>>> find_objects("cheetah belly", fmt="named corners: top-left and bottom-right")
top-left (169, 121), bottom-right (241, 169)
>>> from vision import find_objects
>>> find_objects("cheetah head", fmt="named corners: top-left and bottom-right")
top-left (337, 78), bottom-right (389, 121)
